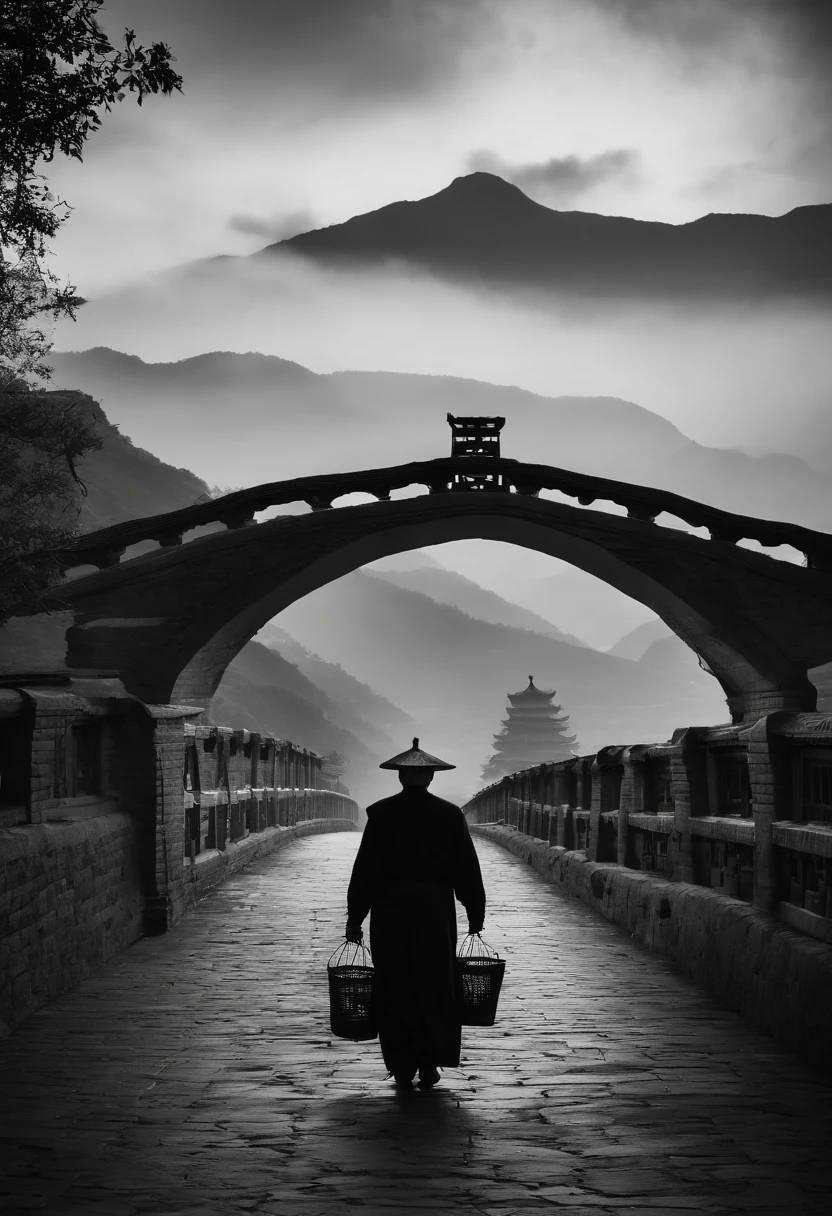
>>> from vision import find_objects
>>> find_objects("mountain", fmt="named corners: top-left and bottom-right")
top-left (499, 568), bottom-right (660, 652)
top-left (638, 634), bottom-right (707, 675)
top-left (47, 350), bottom-right (832, 533)
top-left (608, 618), bottom-right (673, 660)
top-left (368, 551), bottom-right (447, 574)
top-left (254, 622), bottom-right (413, 751)
top-left (370, 565), bottom-right (590, 646)
top-left (44, 390), bottom-right (209, 529)
top-left (49, 348), bottom-right (371, 493)
top-left (206, 639), bottom-right (393, 807)
top-left (275, 173), bottom-right (832, 302)
top-left (273, 570), bottom-right (728, 803)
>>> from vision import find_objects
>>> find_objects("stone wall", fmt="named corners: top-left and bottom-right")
top-left (472, 823), bottom-right (832, 1075)
top-left (0, 806), bottom-right (144, 1035)
top-left (0, 676), bottom-right (362, 1034)
top-left (183, 817), bottom-right (358, 908)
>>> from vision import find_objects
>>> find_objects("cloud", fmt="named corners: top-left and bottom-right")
top-left (467, 148), bottom-right (640, 202)
top-left (590, 1), bottom-right (832, 122)
top-left (100, 0), bottom-right (500, 112)
top-left (228, 209), bottom-right (317, 243)
top-left (586, 0), bottom-right (832, 197)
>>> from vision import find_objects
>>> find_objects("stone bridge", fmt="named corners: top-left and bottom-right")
top-left (3, 447), bottom-right (832, 1208)
top-left (50, 455), bottom-right (832, 722)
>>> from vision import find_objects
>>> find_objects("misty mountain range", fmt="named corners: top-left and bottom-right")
top-left (50, 348), bottom-right (832, 532)
top-left (369, 565), bottom-right (588, 647)
top-left (53, 173), bottom-right (832, 476)
top-left (270, 567), bottom-right (726, 802)
top-left (275, 172), bottom-right (832, 302)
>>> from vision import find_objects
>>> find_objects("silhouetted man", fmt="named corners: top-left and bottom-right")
top-left (345, 738), bottom-right (486, 1088)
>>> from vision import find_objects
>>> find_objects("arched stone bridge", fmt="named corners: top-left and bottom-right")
top-left (52, 455), bottom-right (832, 721)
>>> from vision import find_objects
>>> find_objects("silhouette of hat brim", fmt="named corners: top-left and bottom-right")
top-left (379, 736), bottom-right (455, 770)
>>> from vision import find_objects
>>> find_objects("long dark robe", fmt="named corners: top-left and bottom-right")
top-left (346, 787), bottom-right (486, 1074)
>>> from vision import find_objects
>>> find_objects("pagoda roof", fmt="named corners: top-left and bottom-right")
top-left (507, 676), bottom-right (557, 705)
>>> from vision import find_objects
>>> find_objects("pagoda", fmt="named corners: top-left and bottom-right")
top-left (482, 676), bottom-right (578, 782)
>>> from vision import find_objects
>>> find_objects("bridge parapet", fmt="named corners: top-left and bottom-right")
top-left (0, 675), bottom-right (360, 1033)
top-left (54, 455), bottom-right (832, 573)
top-left (464, 712), bottom-right (832, 947)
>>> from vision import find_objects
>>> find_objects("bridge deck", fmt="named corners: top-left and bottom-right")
top-left (2, 834), bottom-right (830, 1215)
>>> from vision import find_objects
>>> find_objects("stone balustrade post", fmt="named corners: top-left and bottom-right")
top-left (666, 727), bottom-right (709, 884)
top-left (587, 755), bottom-right (602, 861)
top-left (619, 745), bottom-right (649, 867)
top-left (142, 703), bottom-right (203, 934)
top-left (746, 713), bottom-right (793, 912)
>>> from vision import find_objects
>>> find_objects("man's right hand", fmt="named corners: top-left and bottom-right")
top-left (468, 923), bottom-right (483, 936)
top-left (345, 922), bottom-right (363, 943)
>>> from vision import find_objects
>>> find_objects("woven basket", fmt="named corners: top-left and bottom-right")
top-left (327, 940), bottom-right (377, 1041)
top-left (454, 933), bottom-right (506, 1027)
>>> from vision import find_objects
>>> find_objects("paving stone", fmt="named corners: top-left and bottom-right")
top-left (0, 834), bottom-right (831, 1215)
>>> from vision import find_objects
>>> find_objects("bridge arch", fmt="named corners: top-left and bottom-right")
top-left (57, 487), bottom-right (832, 722)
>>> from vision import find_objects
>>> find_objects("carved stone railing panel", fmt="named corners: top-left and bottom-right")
top-left (53, 455), bottom-right (832, 572)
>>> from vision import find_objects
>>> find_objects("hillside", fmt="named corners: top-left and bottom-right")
top-left (371, 565), bottom-right (589, 646)
top-left (499, 568), bottom-right (659, 651)
top-left (274, 570), bottom-right (728, 802)
top-left (255, 622), bottom-right (413, 750)
top-left (206, 639), bottom-right (394, 807)
top-left (43, 390), bottom-right (209, 530)
top-left (608, 618), bottom-right (673, 660)
top-left (277, 173), bottom-right (832, 302)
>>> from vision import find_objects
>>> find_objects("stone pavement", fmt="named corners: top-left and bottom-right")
top-left (2, 833), bottom-right (831, 1216)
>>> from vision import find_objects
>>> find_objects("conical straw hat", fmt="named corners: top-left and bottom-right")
top-left (379, 736), bottom-right (456, 770)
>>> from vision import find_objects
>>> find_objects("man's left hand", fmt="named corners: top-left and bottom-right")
top-left (345, 922), bottom-right (363, 943)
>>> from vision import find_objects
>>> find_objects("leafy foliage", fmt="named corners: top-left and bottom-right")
top-left (0, 0), bottom-right (183, 384)
top-left (0, 2), bottom-right (181, 621)
top-left (0, 387), bottom-right (102, 624)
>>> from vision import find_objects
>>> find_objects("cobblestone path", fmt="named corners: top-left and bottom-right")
top-left (2, 832), bottom-right (832, 1216)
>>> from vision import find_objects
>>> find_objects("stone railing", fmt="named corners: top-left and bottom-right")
top-left (465, 716), bottom-right (832, 947)
top-left (0, 675), bottom-right (362, 1032)
top-left (54, 454), bottom-right (832, 572)
top-left (182, 722), bottom-right (359, 861)
top-left (184, 784), bottom-right (360, 860)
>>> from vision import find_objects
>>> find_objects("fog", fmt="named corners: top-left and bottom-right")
top-left (266, 537), bottom-right (728, 806)
top-left (55, 251), bottom-right (832, 474)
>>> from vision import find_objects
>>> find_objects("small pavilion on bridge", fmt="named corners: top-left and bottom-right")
top-left (447, 412), bottom-right (506, 491)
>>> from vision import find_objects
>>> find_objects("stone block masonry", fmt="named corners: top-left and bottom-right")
top-left (0, 808), bottom-right (144, 1035)
top-left (472, 822), bottom-right (832, 1075)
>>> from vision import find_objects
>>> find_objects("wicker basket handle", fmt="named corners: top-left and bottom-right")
top-left (457, 931), bottom-right (501, 960)
top-left (328, 940), bottom-right (373, 968)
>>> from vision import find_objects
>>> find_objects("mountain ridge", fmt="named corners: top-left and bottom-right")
top-left (272, 172), bottom-right (832, 301)
top-left (371, 565), bottom-right (590, 647)
top-left (273, 567), bottom-right (729, 800)
top-left (49, 348), bottom-right (832, 532)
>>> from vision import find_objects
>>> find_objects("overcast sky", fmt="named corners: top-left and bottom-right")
top-left (48, 0), bottom-right (832, 294)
